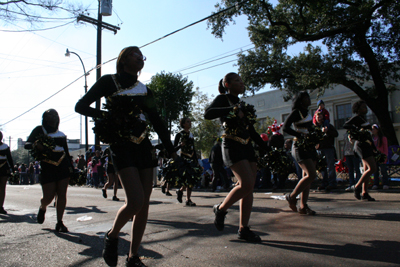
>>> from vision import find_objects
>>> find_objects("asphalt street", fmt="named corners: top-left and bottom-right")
top-left (1, 184), bottom-right (399, 267)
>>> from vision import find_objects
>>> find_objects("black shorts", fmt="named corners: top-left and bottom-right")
top-left (292, 144), bottom-right (317, 163)
top-left (40, 158), bottom-right (71, 185)
top-left (354, 141), bottom-right (374, 159)
top-left (106, 163), bottom-right (115, 174)
top-left (110, 139), bottom-right (157, 172)
top-left (222, 138), bottom-right (256, 167)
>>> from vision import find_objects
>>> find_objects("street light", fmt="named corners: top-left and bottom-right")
top-left (65, 48), bottom-right (89, 152)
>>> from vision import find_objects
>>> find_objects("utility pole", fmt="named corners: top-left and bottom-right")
top-left (76, 0), bottom-right (120, 149)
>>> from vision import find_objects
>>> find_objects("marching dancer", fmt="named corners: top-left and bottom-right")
top-left (174, 117), bottom-right (199, 206)
top-left (282, 91), bottom-right (317, 215)
top-left (75, 46), bottom-right (176, 267)
top-left (24, 109), bottom-right (73, 231)
top-left (0, 131), bottom-right (16, 214)
top-left (204, 72), bottom-right (267, 242)
top-left (102, 148), bottom-right (120, 201)
top-left (343, 100), bottom-right (376, 201)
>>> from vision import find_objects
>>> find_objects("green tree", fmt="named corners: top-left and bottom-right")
top-left (190, 88), bottom-right (221, 157)
top-left (147, 71), bottom-right (195, 133)
top-left (254, 116), bottom-right (275, 136)
top-left (208, 0), bottom-right (400, 145)
top-left (11, 148), bottom-right (32, 166)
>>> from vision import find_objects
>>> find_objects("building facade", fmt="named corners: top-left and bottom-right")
top-left (243, 84), bottom-right (400, 160)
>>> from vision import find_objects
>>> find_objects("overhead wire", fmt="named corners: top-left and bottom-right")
top-left (0, 20), bottom-right (75, 32)
top-left (1, 0), bottom-right (250, 127)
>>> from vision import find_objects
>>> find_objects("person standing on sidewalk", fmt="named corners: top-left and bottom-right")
top-left (314, 111), bottom-right (339, 192)
top-left (282, 91), bottom-right (317, 215)
top-left (0, 131), bottom-right (16, 214)
top-left (75, 46), bottom-right (177, 267)
top-left (24, 109), bottom-right (73, 232)
top-left (371, 124), bottom-right (390, 190)
top-left (204, 72), bottom-right (268, 242)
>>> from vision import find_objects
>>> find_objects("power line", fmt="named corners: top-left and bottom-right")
top-left (0, 74), bottom-right (84, 126)
top-left (96, 0), bottom-right (251, 70)
top-left (0, 21), bottom-right (75, 32)
top-left (1, 1), bottom-right (250, 127)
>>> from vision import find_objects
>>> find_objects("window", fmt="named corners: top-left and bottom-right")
top-left (257, 100), bottom-right (265, 107)
top-left (335, 103), bottom-right (352, 129)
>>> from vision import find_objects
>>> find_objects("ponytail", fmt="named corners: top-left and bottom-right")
top-left (218, 72), bottom-right (238, 95)
top-left (218, 79), bottom-right (227, 94)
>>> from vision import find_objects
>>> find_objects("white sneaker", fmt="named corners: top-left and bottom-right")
top-left (345, 186), bottom-right (353, 192)
top-left (383, 185), bottom-right (389, 190)
top-left (371, 185), bottom-right (379, 190)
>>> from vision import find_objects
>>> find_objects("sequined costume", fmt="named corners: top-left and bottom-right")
top-left (0, 143), bottom-right (15, 177)
top-left (25, 127), bottom-right (73, 185)
top-left (283, 108), bottom-right (317, 162)
top-left (75, 72), bottom-right (175, 171)
top-left (173, 130), bottom-right (201, 187)
top-left (204, 94), bottom-right (267, 167)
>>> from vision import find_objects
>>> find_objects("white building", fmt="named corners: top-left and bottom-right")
top-left (243, 84), bottom-right (400, 159)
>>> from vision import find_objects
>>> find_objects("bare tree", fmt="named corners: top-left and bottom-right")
top-left (0, 0), bottom-right (85, 28)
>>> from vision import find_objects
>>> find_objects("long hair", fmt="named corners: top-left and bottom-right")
top-left (372, 124), bottom-right (384, 147)
top-left (291, 91), bottom-right (310, 111)
top-left (0, 131), bottom-right (3, 143)
top-left (218, 72), bottom-right (238, 94)
top-left (116, 46), bottom-right (140, 74)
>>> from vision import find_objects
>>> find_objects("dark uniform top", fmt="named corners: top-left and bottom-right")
top-left (174, 130), bottom-right (198, 162)
top-left (0, 143), bottom-right (15, 176)
top-left (75, 72), bottom-right (174, 171)
top-left (343, 115), bottom-right (374, 159)
top-left (204, 94), bottom-right (267, 167)
top-left (25, 126), bottom-right (73, 184)
top-left (283, 108), bottom-right (317, 162)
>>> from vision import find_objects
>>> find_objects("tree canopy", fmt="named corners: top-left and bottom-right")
top-left (147, 71), bottom-right (195, 134)
top-left (208, 0), bottom-right (400, 145)
top-left (189, 88), bottom-right (221, 157)
top-left (1, 0), bottom-right (84, 29)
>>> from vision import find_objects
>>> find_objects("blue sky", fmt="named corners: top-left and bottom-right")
top-left (0, 0), bottom-right (272, 149)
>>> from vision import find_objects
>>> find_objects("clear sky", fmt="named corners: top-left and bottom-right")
top-left (0, 0), bottom-right (270, 149)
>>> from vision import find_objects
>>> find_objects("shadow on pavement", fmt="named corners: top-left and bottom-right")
top-left (0, 212), bottom-right (38, 225)
top-left (318, 212), bottom-right (400, 222)
top-left (65, 205), bottom-right (107, 215)
top-left (262, 240), bottom-right (400, 264)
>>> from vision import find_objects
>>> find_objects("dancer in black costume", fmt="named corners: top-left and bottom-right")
top-left (75, 46), bottom-right (176, 267)
top-left (24, 109), bottom-right (73, 231)
top-left (102, 148), bottom-right (120, 201)
top-left (204, 72), bottom-right (268, 242)
top-left (0, 131), bottom-right (16, 214)
top-left (343, 100), bottom-right (376, 201)
top-left (174, 117), bottom-right (198, 206)
top-left (282, 92), bottom-right (317, 215)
